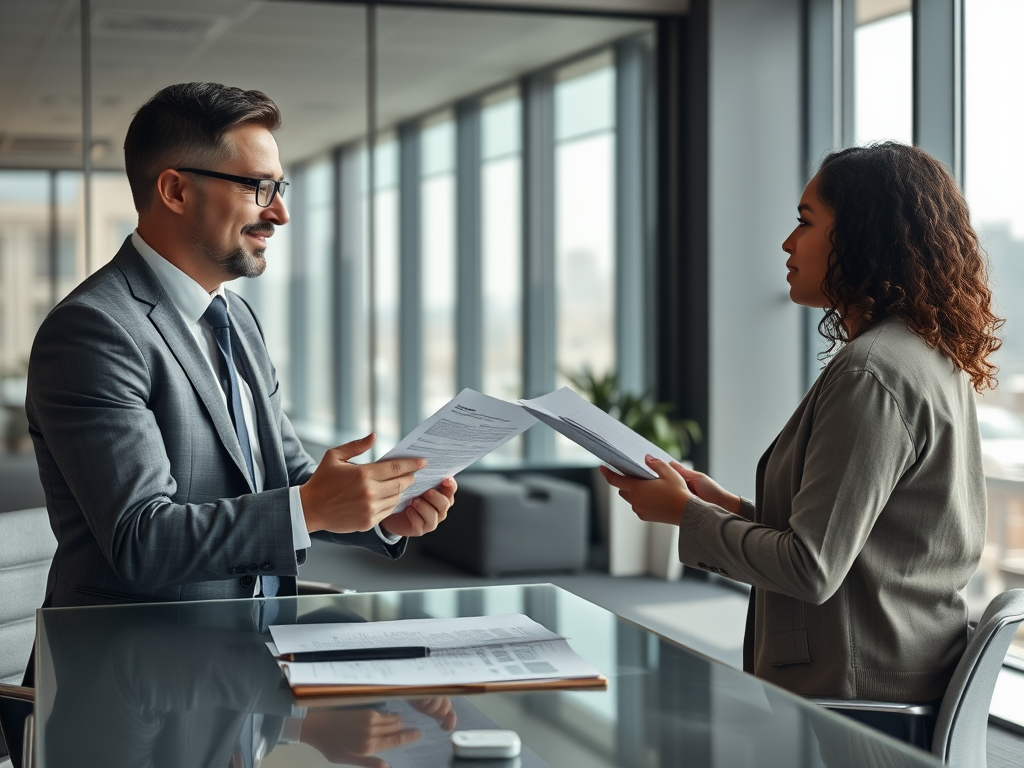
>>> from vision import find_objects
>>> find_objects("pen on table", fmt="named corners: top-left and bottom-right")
top-left (278, 646), bottom-right (431, 663)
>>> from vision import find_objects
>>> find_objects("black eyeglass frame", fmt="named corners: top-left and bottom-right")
top-left (176, 168), bottom-right (289, 207)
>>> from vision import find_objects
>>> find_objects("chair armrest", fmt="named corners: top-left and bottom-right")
top-left (0, 687), bottom-right (33, 705)
top-left (0, 685), bottom-right (34, 768)
top-left (296, 580), bottom-right (355, 596)
top-left (22, 714), bottom-right (34, 768)
top-left (805, 697), bottom-right (935, 716)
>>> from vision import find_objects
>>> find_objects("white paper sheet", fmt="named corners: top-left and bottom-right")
top-left (519, 387), bottom-right (676, 479)
top-left (271, 613), bottom-right (561, 654)
top-left (379, 389), bottom-right (537, 513)
top-left (270, 614), bottom-right (602, 688)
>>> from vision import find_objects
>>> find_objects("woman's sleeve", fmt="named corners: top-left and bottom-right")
top-left (676, 369), bottom-right (916, 604)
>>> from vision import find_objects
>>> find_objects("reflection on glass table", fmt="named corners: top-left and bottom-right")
top-left (34, 585), bottom-right (941, 767)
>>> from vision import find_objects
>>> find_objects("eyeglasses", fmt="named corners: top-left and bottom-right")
top-left (176, 168), bottom-right (289, 208)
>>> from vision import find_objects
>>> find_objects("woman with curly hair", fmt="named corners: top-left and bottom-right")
top-left (602, 142), bottom-right (1002, 746)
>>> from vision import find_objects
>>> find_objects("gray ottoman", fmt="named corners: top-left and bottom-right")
top-left (420, 473), bottom-right (590, 577)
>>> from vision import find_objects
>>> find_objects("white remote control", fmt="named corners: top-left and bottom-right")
top-left (451, 729), bottom-right (522, 759)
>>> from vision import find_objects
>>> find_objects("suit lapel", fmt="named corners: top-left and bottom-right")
top-left (114, 241), bottom-right (255, 491)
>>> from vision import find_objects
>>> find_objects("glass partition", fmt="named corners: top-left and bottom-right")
top-left (375, 3), bottom-right (653, 457)
top-left (85, 0), bottom-right (367, 429)
top-left (0, 6), bottom-right (81, 452)
top-left (2, 0), bottom-right (658, 468)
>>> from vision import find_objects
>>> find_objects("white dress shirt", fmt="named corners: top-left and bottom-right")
top-left (131, 231), bottom-right (399, 562)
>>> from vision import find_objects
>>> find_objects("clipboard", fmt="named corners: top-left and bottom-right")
top-left (284, 673), bottom-right (609, 699)
top-left (270, 614), bottom-right (607, 699)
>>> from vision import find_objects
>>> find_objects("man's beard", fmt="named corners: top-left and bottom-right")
top-left (190, 214), bottom-right (271, 279)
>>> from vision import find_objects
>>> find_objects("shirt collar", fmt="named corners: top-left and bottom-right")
top-left (132, 230), bottom-right (229, 325)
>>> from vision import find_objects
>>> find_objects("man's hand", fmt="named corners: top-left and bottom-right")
top-left (379, 478), bottom-right (457, 538)
top-left (409, 697), bottom-right (457, 731)
top-left (300, 707), bottom-right (421, 767)
top-left (299, 434), bottom-right (427, 534)
top-left (600, 456), bottom-right (696, 526)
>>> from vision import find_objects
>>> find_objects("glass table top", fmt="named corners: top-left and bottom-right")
top-left (33, 584), bottom-right (940, 767)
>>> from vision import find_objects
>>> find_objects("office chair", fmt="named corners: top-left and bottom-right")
top-left (0, 507), bottom-right (55, 768)
top-left (808, 589), bottom-right (1024, 767)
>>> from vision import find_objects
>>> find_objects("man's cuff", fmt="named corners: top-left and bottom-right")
top-left (374, 522), bottom-right (402, 545)
top-left (289, 486), bottom-right (313, 550)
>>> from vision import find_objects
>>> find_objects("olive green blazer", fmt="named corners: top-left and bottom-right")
top-left (679, 317), bottom-right (986, 702)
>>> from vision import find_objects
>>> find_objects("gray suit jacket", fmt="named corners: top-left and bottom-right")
top-left (27, 238), bottom-right (403, 608)
top-left (678, 318), bottom-right (986, 702)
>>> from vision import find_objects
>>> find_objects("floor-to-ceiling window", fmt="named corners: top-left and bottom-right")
top-left (853, 0), bottom-right (912, 146)
top-left (302, 156), bottom-right (337, 428)
top-left (374, 136), bottom-right (401, 450)
top-left (481, 88), bottom-right (523, 462)
top-left (554, 53), bottom-right (617, 461)
top-left (420, 114), bottom-right (457, 419)
top-left (966, 0), bottom-right (1024, 657)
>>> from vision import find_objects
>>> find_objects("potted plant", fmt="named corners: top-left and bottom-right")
top-left (566, 367), bottom-right (702, 579)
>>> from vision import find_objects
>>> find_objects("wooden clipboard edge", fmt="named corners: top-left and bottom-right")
top-left (287, 674), bottom-right (608, 701)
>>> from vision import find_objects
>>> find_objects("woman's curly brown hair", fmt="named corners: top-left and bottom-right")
top-left (815, 142), bottom-right (1003, 392)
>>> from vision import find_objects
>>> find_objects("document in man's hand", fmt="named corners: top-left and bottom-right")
top-left (519, 387), bottom-right (677, 479)
top-left (379, 389), bottom-right (537, 514)
top-left (269, 614), bottom-right (607, 697)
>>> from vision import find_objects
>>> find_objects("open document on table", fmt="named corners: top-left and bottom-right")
top-left (379, 389), bottom-right (537, 514)
top-left (269, 614), bottom-right (607, 697)
top-left (519, 387), bottom-right (676, 479)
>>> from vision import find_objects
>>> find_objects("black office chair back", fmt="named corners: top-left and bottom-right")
top-left (932, 589), bottom-right (1024, 767)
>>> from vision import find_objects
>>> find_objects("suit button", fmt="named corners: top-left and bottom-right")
top-left (260, 562), bottom-right (274, 572)
top-left (247, 563), bottom-right (260, 573)
top-left (240, 575), bottom-right (256, 589)
top-left (232, 564), bottom-right (246, 575)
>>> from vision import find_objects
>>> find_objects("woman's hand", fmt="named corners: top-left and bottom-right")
top-left (672, 464), bottom-right (742, 514)
top-left (599, 456), bottom-right (696, 526)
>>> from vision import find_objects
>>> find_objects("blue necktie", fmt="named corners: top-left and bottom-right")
top-left (202, 296), bottom-right (255, 483)
top-left (202, 297), bottom-right (279, 598)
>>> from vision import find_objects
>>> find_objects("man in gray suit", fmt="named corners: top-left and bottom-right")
top-left (25, 83), bottom-right (456, 614)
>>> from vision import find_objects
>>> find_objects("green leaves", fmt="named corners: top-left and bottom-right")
top-left (564, 367), bottom-right (702, 460)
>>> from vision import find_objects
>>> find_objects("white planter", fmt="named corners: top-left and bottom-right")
top-left (593, 467), bottom-right (649, 576)
top-left (647, 522), bottom-right (683, 581)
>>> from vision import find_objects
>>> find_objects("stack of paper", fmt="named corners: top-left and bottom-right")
top-left (379, 390), bottom-right (538, 514)
top-left (378, 386), bottom-right (674, 516)
top-left (269, 614), bottom-right (607, 697)
top-left (519, 387), bottom-right (677, 479)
